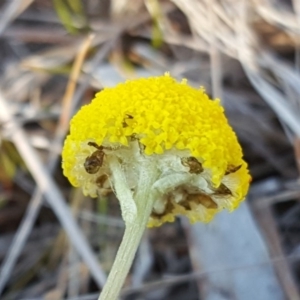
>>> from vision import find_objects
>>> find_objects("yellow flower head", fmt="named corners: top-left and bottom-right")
top-left (62, 74), bottom-right (250, 227)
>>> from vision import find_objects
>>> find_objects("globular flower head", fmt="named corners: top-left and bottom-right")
top-left (62, 74), bottom-right (250, 227)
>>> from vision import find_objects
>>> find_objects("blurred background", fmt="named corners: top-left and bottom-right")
top-left (0, 0), bottom-right (300, 299)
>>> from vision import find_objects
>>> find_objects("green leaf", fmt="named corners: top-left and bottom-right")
top-left (67, 0), bottom-right (84, 15)
top-left (151, 19), bottom-right (163, 48)
top-left (53, 0), bottom-right (88, 34)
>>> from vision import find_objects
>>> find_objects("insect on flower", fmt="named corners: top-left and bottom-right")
top-left (225, 164), bottom-right (241, 175)
top-left (122, 114), bottom-right (134, 128)
top-left (84, 142), bottom-right (110, 174)
top-left (181, 156), bottom-right (203, 174)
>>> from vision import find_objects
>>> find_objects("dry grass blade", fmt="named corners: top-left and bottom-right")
top-left (254, 0), bottom-right (300, 33)
top-left (295, 138), bottom-right (300, 173)
top-left (171, 0), bottom-right (237, 57)
top-left (0, 189), bottom-right (43, 295)
top-left (234, 2), bottom-right (300, 137)
top-left (60, 252), bottom-right (300, 300)
top-left (59, 34), bottom-right (95, 130)
top-left (45, 189), bottom-right (90, 299)
top-left (206, 0), bottom-right (223, 100)
top-left (0, 35), bottom-right (108, 295)
top-left (0, 40), bottom-right (116, 294)
top-left (253, 199), bottom-right (300, 300)
top-left (0, 92), bottom-right (107, 287)
top-left (244, 70), bottom-right (300, 137)
top-left (120, 254), bottom-right (300, 298)
top-left (0, 0), bottom-right (34, 36)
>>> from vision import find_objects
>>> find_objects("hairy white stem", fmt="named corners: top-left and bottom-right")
top-left (109, 156), bottom-right (137, 224)
top-left (99, 160), bottom-right (158, 300)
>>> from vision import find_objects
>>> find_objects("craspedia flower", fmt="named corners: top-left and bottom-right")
top-left (62, 73), bottom-right (250, 227)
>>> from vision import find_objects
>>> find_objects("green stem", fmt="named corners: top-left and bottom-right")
top-left (98, 161), bottom-right (158, 300)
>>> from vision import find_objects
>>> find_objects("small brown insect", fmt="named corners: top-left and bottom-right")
top-left (225, 164), bottom-right (241, 175)
top-left (95, 174), bottom-right (112, 196)
top-left (214, 183), bottom-right (232, 196)
top-left (122, 114), bottom-right (134, 128)
top-left (84, 142), bottom-right (108, 174)
top-left (129, 133), bottom-right (139, 142)
top-left (186, 193), bottom-right (218, 209)
top-left (95, 174), bottom-right (109, 187)
top-left (181, 157), bottom-right (203, 174)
